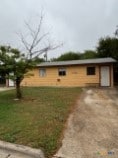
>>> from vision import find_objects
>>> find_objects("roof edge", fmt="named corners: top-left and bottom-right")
top-left (37, 57), bottom-right (116, 67)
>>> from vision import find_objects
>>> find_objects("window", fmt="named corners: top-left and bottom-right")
top-left (58, 68), bottom-right (66, 76)
top-left (39, 68), bottom-right (46, 77)
top-left (87, 67), bottom-right (95, 75)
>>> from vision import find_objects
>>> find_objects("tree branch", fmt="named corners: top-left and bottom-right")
top-left (19, 12), bottom-right (62, 59)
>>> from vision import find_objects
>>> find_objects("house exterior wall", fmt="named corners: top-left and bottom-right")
top-left (21, 64), bottom-right (114, 87)
top-left (21, 64), bottom-right (102, 87)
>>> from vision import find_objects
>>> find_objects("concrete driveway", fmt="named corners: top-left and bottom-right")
top-left (54, 88), bottom-right (118, 158)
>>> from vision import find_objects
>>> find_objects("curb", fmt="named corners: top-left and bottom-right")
top-left (0, 140), bottom-right (45, 158)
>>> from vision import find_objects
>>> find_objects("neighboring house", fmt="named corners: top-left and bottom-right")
top-left (21, 57), bottom-right (116, 87)
top-left (0, 78), bottom-right (15, 87)
top-left (0, 73), bottom-right (15, 87)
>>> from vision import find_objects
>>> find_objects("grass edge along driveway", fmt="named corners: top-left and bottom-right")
top-left (0, 87), bottom-right (81, 158)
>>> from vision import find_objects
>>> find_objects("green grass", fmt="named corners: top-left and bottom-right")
top-left (0, 87), bottom-right (81, 157)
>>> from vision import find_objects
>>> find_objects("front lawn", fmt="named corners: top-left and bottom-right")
top-left (0, 87), bottom-right (81, 157)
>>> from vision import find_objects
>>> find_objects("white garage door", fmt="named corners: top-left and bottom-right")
top-left (100, 66), bottom-right (110, 86)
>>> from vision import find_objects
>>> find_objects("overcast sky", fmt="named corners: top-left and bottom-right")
top-left (0, 0), bottom-right (117, 58)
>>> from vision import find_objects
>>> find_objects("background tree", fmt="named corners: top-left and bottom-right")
top-left (80, 50), bottom-right (97, 59)
top-left (51, 50), bottom-right (97, 61)
top-left (96, 36), bottom-right (118, 60)
top-left (0, 46), bottom-right (35, 99)
top-left (33, 57), bottom-right (45, 63)
top-left (51, 52), bottom-right (81, 61)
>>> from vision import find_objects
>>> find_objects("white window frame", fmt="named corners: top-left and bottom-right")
top-left (58, 68), bottom-right (66, 76)
top-left (39, 68), bottom-right (46, 77)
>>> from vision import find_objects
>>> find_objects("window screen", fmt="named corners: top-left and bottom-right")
top-left (58, 68), bottom-right (66, 76)
top-left (87, 67), bottom-right (95, 75)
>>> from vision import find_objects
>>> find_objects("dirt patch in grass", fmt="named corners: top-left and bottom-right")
top-left (0, 87), bottom-right (81, 157)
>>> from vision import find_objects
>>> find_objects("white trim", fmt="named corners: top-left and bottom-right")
top-left (100, 66), bottom-right (110, 86)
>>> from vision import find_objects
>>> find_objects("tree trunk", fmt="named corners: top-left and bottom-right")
top-left (16, 78), bottom-right (22, 99)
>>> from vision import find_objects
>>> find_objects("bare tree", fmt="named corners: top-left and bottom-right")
top-left (19, 13), bottom-right (62, 60)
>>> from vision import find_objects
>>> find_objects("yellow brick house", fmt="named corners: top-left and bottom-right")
top-left (21, 57), bottom-right (116, 87)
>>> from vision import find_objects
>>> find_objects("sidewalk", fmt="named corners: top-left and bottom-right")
top-left (0, 87), bottom-right (15, 91)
